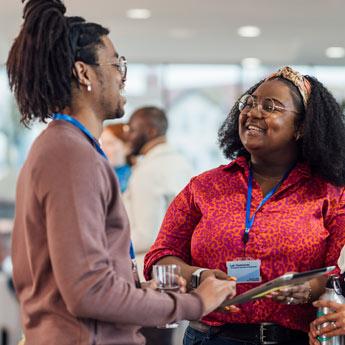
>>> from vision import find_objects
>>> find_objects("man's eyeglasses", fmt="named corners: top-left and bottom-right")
top-left (238, 94), bottom-right (298, 116)
top-left (91, 56), bottom-right (127, 81)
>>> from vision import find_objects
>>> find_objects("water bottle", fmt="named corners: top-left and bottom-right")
top-left (317, 275), bottom-right (345, 345)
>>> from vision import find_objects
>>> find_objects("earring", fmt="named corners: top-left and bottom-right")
top-left (87, 84), bottom-right (92, 92)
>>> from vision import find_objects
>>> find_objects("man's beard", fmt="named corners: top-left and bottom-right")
top-left (114, 106), bottom-right (125, 119)
top-left (103, 102), bottom-right (125, 121)
top-left (131, 134), bottom-right (149, 156)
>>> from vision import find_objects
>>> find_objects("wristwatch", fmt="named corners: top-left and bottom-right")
top-left (191, 268), bottom-right (209, 289)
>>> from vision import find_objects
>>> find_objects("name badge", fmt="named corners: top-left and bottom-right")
top-left (226, 259), bottom-right (261, 283)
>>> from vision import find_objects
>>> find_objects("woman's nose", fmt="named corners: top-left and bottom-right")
top-left (246, 104), bottom-right (264, 118)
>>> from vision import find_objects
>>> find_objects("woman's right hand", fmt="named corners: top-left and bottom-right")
top-left (194, 276), bottom-right (237, 316)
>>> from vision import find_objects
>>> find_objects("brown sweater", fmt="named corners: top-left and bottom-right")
top-left (12, 120), bottom-right (203, 345)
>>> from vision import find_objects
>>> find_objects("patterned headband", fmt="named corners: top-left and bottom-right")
top-left (265, 66), bottom-right (311, 109)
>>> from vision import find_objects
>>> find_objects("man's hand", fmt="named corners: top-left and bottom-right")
top-left (194, 276), bottom-right (237, 316)
top-left (141, 276), bottom-right (187, 293)
top-left (199, 269), bottom-right (229, 283)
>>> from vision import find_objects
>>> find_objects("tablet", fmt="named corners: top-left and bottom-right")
top-left (221, 265), bottom-right (335, 307)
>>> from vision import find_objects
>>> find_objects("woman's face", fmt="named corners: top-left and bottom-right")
top-left (239, 79), bottom-right (300, 159)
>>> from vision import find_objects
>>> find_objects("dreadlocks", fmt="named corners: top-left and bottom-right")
top-left (6, 0), bottom-right (109, 126)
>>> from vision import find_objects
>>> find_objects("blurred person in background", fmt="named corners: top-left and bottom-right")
top-left (6, 1), bottom-right (237, 344)
top-left (145, 66), bottom-right (345, 345)
top-left (101, 123), bottom-right (132, 192)
top-left (124, 106), bottom-right (195, 345)
top-left (123, 106), bottom-right (194, 278)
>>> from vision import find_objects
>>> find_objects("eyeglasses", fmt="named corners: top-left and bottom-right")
top-left (238, 94), bottom-right (298, 116)
top-left (91, 56), bottom-right (127, 81)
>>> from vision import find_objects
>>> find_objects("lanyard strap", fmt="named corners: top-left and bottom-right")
top-left (53, 113), bottom-right (107, 159)
top-left (243, 165), bottom-right (294, 247)
top-left (52, 113), bottom-right (137, 261)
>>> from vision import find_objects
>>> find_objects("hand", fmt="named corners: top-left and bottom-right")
top-left (141, 276), bottom-right (187, 293)
top-left (309, 300), bottom-right (345, 343)
top-left (141, 279), bottom-right (158, 290)
top-left (194, 276), bottom-right (236, 316)
top-left (198, 269), bottom-right (239, 313)
top-left (199, 268), bottom-right (229, 283)
top-left (265, 282), bottom-right (312, 305)
top-left (309, 320), bottom-right (320, 345)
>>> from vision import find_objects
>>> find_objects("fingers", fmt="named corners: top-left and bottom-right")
top-left (200, 269), bottom-right (236, 285)
top-left (312, 312), bottom-right (341, 326)
top-left (266, 284), bottom-right (311, 304)
top-left (318, 321), bottom-right (339, 335)
top-left (311, 308), bottom-right (345, 339)
top-left (224, 305), bottom-right (240, 313)
top-left (313, 300), bottom-right (345, 312)
top-left (196, 276), bottom-right (238, 316)
top-left (141, 279), bottom-right (158, 290)
top-left (308, 331), bottom-right (320, 345)
top-left (204, 269), bottom-right (230, 281)
top-left (309, 323), bottom-right (318, 338)
top-left (316, 326), bottom-right (345, 338)
top-left (177, 276), bottom-right (187, 293)
top-left (205, 276), bottom-right (236, 295)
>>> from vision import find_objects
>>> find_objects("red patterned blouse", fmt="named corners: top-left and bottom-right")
top-left (144, 156), bottom-right (345, 332)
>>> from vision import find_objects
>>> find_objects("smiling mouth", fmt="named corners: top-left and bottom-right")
top-left (246, 124), bottom-right (266, 133)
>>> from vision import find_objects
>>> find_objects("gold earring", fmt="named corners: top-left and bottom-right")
top-left (87, 84), bottom-right (92, 92)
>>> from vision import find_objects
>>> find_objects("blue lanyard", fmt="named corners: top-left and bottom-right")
top-left (53, 113), bottom-right (107, 159)
top-left (52, 113), bottom-right (137, 261)
top-left (243, 165), bottom-right (294, 248)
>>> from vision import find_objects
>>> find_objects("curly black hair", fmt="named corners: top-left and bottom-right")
top-left (218, 75), bottom-right (345, 186)
top-left (6, 0), bottom-right (109, 126)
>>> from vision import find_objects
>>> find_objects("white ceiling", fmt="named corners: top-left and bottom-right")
top-left (1, 0), bottom-right (345, 66)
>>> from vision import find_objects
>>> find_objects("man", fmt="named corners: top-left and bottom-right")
top-left (124, 107), bottom-right (193, 277)
top-left (7, 1), bottom-right (236, 345)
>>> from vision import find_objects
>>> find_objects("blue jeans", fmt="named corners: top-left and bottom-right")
top-left (183, 326), bottom-right (256, 345)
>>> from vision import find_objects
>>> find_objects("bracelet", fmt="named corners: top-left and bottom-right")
top-left (304, 285), bottom-right (313, 304)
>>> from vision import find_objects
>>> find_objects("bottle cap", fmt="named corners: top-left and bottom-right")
top-left (326, 275), bottom-right (343, 295)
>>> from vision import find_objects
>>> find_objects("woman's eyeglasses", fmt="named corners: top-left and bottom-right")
top-left (90, 56), bottom-right (127, 81)
top-left (238, 94), bottom-right (298, 116)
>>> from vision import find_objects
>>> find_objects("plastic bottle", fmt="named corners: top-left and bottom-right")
top-left (317, 275), bottom-right (345, 345)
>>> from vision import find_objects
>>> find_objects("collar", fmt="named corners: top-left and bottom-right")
top-left (222, 155), bottom-right (312, 181)
top-left (222, 156), bottom-right (248, 171)
top-left (140, 136), bottom-right (167, 155)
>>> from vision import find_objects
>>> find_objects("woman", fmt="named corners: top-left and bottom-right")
top-left (101, 123), bottom-right (132, 192)
top-left (144, 66), bottom-right (345, 345)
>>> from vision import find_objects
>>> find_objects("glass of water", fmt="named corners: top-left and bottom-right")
top-left (152, 264), bottom-right (181, 328)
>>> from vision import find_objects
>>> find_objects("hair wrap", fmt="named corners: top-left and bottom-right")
top-left (266, 66), bottom-right (311, 109)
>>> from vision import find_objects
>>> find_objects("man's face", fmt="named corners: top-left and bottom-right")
top-left (127, 113), bottom-right (150, 155)
top-left (94, 36), bottom-right (126, 120)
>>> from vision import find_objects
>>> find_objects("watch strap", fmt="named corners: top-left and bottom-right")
top-left (191, 268), bottom-right (209, 289)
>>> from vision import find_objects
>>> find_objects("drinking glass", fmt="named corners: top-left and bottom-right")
top-left (152, 264), bottom-right (181, 328)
